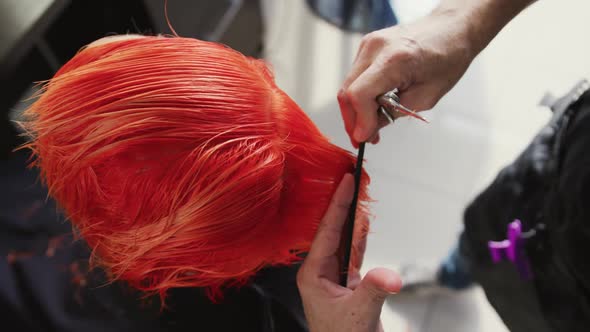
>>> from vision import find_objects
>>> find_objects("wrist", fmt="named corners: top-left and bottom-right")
top-left (431, 0), bottom-right (535, 59)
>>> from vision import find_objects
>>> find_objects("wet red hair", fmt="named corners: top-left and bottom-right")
top-left (22, 36), bottom-right (369, 301)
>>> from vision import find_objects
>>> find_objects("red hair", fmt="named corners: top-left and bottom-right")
top-left (22, 36), bottom-right (369, 301)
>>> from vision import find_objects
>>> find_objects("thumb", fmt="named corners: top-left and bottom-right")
top-left (352, 267), bottom-right (402, 314)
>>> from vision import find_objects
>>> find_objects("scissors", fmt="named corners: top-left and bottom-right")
top-left (377, 89), bottom-right (428, 123)
top-left (339, 89), bottom-right (427, 287)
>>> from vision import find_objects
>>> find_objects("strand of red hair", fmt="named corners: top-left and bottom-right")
top-left (20, 35), bottom-right (370, 304)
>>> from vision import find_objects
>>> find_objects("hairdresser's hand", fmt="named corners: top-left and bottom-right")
top-left (338, 10), bottom-right (475, 146)
top-left (297, 174), bottom-right (401, 332)
top-left (339, 0), bottom-right (536, 146)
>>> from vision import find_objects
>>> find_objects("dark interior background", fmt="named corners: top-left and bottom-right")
top-left (0, 0), bottom-right (264, 157)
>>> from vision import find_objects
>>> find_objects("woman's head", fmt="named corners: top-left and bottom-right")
top-left (23, 35), bottom-right (369, 300)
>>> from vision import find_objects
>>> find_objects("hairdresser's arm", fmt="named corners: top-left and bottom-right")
top-left (339, 0), bottom-right (536, 146)
top-left (297, 174), bottom-right (401, 332)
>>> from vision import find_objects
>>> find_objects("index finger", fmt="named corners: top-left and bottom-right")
top-left (348, 62), bottom-right (402, 142)
top-left (307, 174), bottom-right (355, 262)
top-left (339, 48), bottom-right (373, 148)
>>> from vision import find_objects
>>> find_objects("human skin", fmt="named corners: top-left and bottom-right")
top-left (297, 174), bottom-right (402, 332)
top-left (338, 0), bottom-right (536, 147)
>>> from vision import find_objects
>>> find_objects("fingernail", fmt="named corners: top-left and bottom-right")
top-left (387, 278), bottom-right (402, 294)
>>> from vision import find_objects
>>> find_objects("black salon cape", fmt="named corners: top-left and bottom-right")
top-left (460, 89), bottom-right (590, 331)
top-left (0, 150), bottom-right (308, 332)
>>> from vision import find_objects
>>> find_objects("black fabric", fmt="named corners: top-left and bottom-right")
top-left (0, 150), bottom-right (308, 332)
top-left (459, 89), bottom-right (590, 331)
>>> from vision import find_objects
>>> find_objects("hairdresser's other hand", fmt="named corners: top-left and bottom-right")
top-left (297, 174), bottom-right (401, 332)
top-left (338, 10), bottom-right (474, 147)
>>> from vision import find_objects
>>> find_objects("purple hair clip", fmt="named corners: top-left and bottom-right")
top-left (488, 219), bottom-right (533, 280)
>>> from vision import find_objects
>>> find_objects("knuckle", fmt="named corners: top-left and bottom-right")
top-left (362, 32), bottom-right (386, 50)
top-left (337, 88), bottom-right (350, 103)
top-left (358, 35), bottom-right (368, 50)
top-left (383, 38), bottom-right (421, 66)
top-left (347, 84), bottom-right (368, 109)
top-left (384, 49), bottom-right (411, 66)
top-left (316, 225), bottom-right (342, 250)
top-left (346, 87), bottom-right (360, 107)
top-left (363, 284), bottom-right (387, 303)
top-left (370, 291), bottom-right (387, 304)
top-left (318, 223), bottom-right (340, 243)
top-left (400, 36), bottom-right (421, 52)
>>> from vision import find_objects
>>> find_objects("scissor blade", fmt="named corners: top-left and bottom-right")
top-left (393, 103), bottom-right (429, 123)
top-left (378, 93), bottom-right (429, 123)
